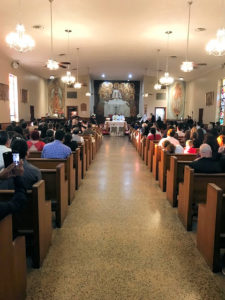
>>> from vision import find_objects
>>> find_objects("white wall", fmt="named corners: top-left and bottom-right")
top-left (185, 67), bottom-right (225, 124)
top-left (65, 75), bottom-right (90, 118)
top-left (143, 75), bottom-right (167, 117)
top-left (0, 53), bottom-right (48, 122)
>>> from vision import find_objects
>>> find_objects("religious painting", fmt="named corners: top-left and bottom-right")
top-left (167, 81), bottom-right (186, 119)
top-left (0, 83), bottom-right (9, 101)
top-left (21, 89), bottom-right (28, 103)
top-left (206, 91), bottom-right (214, 106)
top-left (48, 78), bottom-right (65, 116)
top-left (94, 80), bottom-right (140, 118)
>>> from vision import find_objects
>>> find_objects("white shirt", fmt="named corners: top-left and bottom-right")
top-left (0, 145), bottom-right (12, 170)
top-left (158, 136), bottom-right (180, 147)
top-left (72, 134), bottom-right (84, 144)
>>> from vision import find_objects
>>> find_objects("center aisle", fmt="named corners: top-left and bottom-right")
top-left (27, 137), bottom-right (225, 300)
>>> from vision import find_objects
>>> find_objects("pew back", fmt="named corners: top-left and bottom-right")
top-left (166, 155), bottom-right (197, 207)
top-left (0, 180), bottom-right (52, 268)
top-left (178, 166), bottom-right (225, 230)
top-left (0, 215), bottom-right (26, 300)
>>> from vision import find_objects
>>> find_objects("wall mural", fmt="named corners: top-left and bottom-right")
top-left (167, 81), bottom-right (186, 119)
top-left (94, 80), bottom-right (140, 117)
top-left (48, 78), bottom-right (65, 116)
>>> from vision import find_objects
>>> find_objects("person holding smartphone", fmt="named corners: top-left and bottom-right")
top-left (0, 138), bottom-right (41, 190)
top-left (0, 162), bottom-right (27, 221)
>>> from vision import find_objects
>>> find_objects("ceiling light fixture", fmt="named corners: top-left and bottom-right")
top-left (206, 1), bottom-right (225, 56)
top-left (74, 48), bottom-right (82, 89)
top-left (206, 28), bottom-right (225, 56)
top-left (128, 74), bottom-right (132, 79)
top-left (61, 30), bottom-right (75, 85)
top-left (181, 1), bottom-right (194, 72)
top-left (47, 0), bottom-right (58, 70)
top-left (101, 73), bottom-right (105, 78)
top-left (85, 92), bottom-right (91, 97)
top-left (154, 49), bottom-right (162, 90)
top-left (159, 31), bottom-right (174, 86)
top-left (6, 1), bottom-right (35, 53)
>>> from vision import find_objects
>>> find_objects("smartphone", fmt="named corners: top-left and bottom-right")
top-left (3, 152), bottom-right (20, 168)
top-left (3, 152), bottom-right (13, 168)
top-left (13, 153), bottom-right (20, 166)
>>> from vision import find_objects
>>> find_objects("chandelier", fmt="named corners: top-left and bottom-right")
top-left (47, 0), bottom-right (59, 70)
top-left (181, 1), bottom-right (193, 72)
top-left (154, 83), bottom-right (162, 90)
top-left (61, 30), bottom-right (75, 85)
top-left (159, 31), bottom-right (174, 86)
top-left (206, 28), bottom-right (225, 56)
top-left (154, 49), bottom-right (162, 90)
top-left (74, 48), bottom-right (82, 89)
top-left (6, 0), bottom-right (35, 53)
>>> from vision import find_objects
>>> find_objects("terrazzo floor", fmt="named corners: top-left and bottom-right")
top-left (26, 136), bottom-right (225, 300)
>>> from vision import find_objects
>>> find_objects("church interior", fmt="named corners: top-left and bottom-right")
top-left (1, 0), bottom-right (225, 299)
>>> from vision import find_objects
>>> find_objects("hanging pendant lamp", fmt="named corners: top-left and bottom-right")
top-left (61, 30), bottom-right (75, 85)
top-left (74, 48), bottom-right (82, 89)
top-left (181, 1), bottom-right (194, 72)
top-left (154, 49), bottom-right (162, 90)
top-left (47, 0), bottom-right (59, 70)
top-left (206, 1), bottom-right (225, 56)
top-left (6, 0), bottom-right (35, 52)
top-left (159, 31), bottom-right (174, 86)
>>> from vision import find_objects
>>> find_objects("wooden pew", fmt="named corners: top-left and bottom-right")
top-left (197, 183), bottom-right (225, 272)
top-left (141, 137), bottom-right (146, 160)
top-left (152, 144), bottom-right (161, 180)
top-left (73, 148), bottom-right (82, 189)
top-left (77, 143), bottom-right (86, 179)
top-left (177, 166), bottom-right (225, 231)
top-left (148, 140), bottom-right (159, 172)
top-left (144, 138), bottom-right (150, 165)
top-left (28, 154), bottom-right (75, 205)
top-left (166, 155), bottom-right (197, 207)
top-left (0, 215), bottom-right (26, 300)
top-left (0, 180), bottom-right (52, 268)
top-left (40, 164), bottom-right (68, 227)
top-left (158, 150), bottom-right (197, 192)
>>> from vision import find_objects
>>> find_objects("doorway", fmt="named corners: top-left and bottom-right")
top-left (30, 105), bottom-right (34, 121)
top-left (198, 108), bottom-right (203, 123)
top-left (67, 106), bottom-right (78, 119)
top-left (155, 107), bottom-right (166, 121)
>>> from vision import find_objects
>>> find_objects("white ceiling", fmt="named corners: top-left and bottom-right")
top-left (1, 0), bottom-right (225, 81)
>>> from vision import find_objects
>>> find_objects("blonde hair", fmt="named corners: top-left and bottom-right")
top-left (186, 139), bottom-right (193, 148)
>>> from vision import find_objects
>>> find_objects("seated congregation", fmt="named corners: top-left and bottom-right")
top-left (130, 117), bottom-right (225, 274)
top-left (0, 117), bottom-right (102, 300)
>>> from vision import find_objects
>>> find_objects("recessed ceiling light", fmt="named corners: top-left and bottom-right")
top-left (101, 73), bottom-right (105, 78)
top-left (49, 75), bottom-right (55, 80)
top-left (179, 77), bottom-right (184, 81)
top-left (128, 74), bottom-right (132, 78)
top-left (195, 27), bottom-right (206, 32)
top-left (32, 25), bottom-right (44, 30)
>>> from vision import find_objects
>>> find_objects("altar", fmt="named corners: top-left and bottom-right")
top-left (105, 121), bottom-right (127, 136)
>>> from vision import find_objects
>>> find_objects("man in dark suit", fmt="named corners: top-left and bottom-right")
top-left (189, 143), bottom-right (222, 173)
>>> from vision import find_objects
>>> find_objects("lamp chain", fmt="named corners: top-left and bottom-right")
top-left (186, 1), bottom-right (192, 61)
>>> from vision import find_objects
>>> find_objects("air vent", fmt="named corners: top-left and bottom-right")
top-left (195, 28), bottom-right (206, 32)
top-left (197, 63), bottom-right (207, 66)
top-left (32, 25), bottom-right (44, 30)
top-left (58, 53), bottom-right (66, 56)
top-left (170, 56), bottom-right (177, 59)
